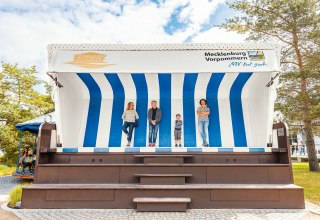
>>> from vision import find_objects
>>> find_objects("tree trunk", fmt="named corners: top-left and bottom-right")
top-left (304, 120), bottom-right (319, 171)
top-left (293, 32), bottom-right (319, 171)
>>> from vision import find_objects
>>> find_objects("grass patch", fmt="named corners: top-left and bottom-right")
top-left (8, 183), bottom-right (31, 208)
top-left (0, 164), bottom-right (15, 176)
top-left (292, 162), bottom-right (320, 206)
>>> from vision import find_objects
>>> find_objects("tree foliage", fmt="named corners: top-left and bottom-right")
top-left (223, 0), bottom-right (320, 171)
top-left (0, 62), bottom-right (54, 166)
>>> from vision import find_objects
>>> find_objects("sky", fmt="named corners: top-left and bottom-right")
top-left (0, 0), bottom-right (246, 91)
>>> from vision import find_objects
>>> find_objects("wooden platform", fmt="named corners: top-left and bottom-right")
top-left (21, 152), bottom-right (305, 211)
top-left (21, 119), bottom-right (304, 211)
top-left (21, 183), bottom-right (304, 209)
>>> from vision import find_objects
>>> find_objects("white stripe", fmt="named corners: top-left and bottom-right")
top-left (108, 147), bottom-right (125, 152)
top-left (145, 73), bottom-right (160, 146)
top-left (58, 73), bottom-right (90, 148)
top-left (140, 147), bottom-right (157, 152)
top-left (91, 73), bottom-right (113, 147)
top-left (118, 73), bottom-right (137, 147)
top-left (171, 147), bottom-right (187, 152)
top-left (171, 73), bottom-right (184, 147)
top-left (246, 73), bottom-right (271, 147)
top-left (78, 148), bottom-right (94, 152)
top-left (241, 73), bottom-right (254, 147)
top-left (194, 73), bottom-right (211, 146)
top-left (202, 147), bottom-right (218, 152)
top-left (218, 72), bottom-right (238, 147)
top-left (58, 147), bottom-right (271, 153)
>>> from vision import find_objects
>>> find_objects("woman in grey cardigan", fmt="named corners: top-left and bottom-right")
top-left (122, 102), bottom-right (139, 147)
top-left (147, 100), bottom-right (162, 147)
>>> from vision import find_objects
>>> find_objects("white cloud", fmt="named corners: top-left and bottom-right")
top-left (0, 0), bottom-right (246, 85)
top-left (192, 27), bottom-right (247, 43)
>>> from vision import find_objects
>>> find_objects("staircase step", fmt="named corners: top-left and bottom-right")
top-left (21, 184), bottom-right (304, 209)
top-left (134, 154), bottom-right (194, 164)
top-left (133, 197), bottom-right (191, 212)
top-left (134, 174), bottom-right (193, 185)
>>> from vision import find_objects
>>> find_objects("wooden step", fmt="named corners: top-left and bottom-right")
top-left (35, 164), bottom-right (293, 184)
top-left (134, 174), bottom-right (193, 185)
top-left (21, 184), bottom-right (304, 209)
top-left (134, 154), bottom-right (194, 164)
top-left (133, 197), bottom-right (191, 212)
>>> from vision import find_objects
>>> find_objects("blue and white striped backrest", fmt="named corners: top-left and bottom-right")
top-left (56, 72), bottom-right (274, 151)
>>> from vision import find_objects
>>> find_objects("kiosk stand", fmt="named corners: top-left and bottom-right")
top-left (21, 44), bottom-right (304, 211)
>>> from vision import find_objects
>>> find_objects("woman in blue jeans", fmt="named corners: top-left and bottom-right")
top-left (197, 99), bottom-right (210, 147)
top-left (122, 102), bottom-right (139, 147)
top-left (147, 100), bottom-right (162, 147)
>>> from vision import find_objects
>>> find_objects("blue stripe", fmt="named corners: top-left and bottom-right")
top-left (77, 73), bottom-right (101, 147)
top-left (158, 74), bottom-right (171, 147)
top-left (249, 148), bottom-right (265, 152)
top-left (105, 73), bottom-right (125, 147)
top-left (206, 73), bottom-right (224, 147)
top-left (125, 147), bottom-right (140, 153)
top-left (187, 148), bottom-right (202, 152)
top-left (230, 72), bottom-right (252, 147)
top-left (131, 74), bottom-right (148, 147)
top-left (218, 148), bottom-right (234, 152)
top-left (94, 148), bottom-right (109, 153)
top-left (155, 147), bottom-right (172, 153)
top-left (183, 74), bottom-right (198, 147)
top-left (62, 148), bottom-right (78, 153)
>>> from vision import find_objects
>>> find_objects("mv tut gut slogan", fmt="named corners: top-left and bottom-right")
top-left (204, 51), bottom-right (247, 62)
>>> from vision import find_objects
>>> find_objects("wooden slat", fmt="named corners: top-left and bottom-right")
top-left (25, 183), bottom-right (303, 190)
top-left (133, 197), bottom-right (191, 203)
top-left (134, 174), bottom-right (192, 177)
top-left (134, 154), bottom-right (194, 158)
top-left (38, 163), bottom-right (291, 167)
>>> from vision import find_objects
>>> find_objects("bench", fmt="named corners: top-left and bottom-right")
top-left (133, 197), bottom-right (191, 212)
top-left (134, 173), bottom-right (193, 185)
top-left (134, 154), bottom-right (194, 164)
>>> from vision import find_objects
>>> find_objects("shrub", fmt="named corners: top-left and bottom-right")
top-left (8, 184), bottom-right (30, 208)
top-left (0, 164), bottom-right (15, 176)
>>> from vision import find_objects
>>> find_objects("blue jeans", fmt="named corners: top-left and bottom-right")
top-left (148, 123), bottom-right (159, 144)
top-left (122, 122), bottom-right (135, 142)
top-left (198, 121), bottom-right (209, 145)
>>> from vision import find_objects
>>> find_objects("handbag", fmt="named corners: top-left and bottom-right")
top-left (134, 117), bottom-right (139, 127)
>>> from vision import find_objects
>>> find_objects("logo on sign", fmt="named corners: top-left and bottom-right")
top-left (247, 51), bottom-right (265, 61)
top-left (65, 52), bottom-right (115, 68)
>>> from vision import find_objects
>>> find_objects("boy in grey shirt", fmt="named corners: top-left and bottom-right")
top-left (174, 114), bottom-right (183, 147)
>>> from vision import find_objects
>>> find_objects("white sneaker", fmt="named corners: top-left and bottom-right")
top-left (126, 141), bottom-right (131, 147)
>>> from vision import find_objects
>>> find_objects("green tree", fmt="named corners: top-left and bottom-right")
top-left (223, 0), bottom-right (320, 171)
top-left (0, 62), bottom-right (54, 166)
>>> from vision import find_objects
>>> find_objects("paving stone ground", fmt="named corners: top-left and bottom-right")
top-left (2, 203), bottom-right (320, 220)
top-left (0, 176), bottom-right (25, 195)
top-left (1, 176), bottom-right (320, 220)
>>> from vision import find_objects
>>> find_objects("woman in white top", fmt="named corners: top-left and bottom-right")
top-left (122, 102), bottom-right (139, 146)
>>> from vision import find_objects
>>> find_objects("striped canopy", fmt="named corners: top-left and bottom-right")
top-left (54, 72), bottom-right (274, 151)
top-left (49, 43), bottom-right (279, 152)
